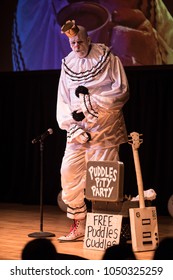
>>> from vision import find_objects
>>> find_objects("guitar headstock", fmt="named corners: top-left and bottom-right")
top-left (128, 132), bottom-right (143, 150)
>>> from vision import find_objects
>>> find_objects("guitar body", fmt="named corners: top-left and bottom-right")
top-left (129, 206), bottom-right (159, 252)
top-left (128, 132), bottom-right (159, 252)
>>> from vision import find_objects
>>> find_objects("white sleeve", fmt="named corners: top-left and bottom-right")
top-left (56, 65), bottom-right (87, 142)
top-left (96, 55), bottom-right (129, 110)
top-left (56, 66), bottom-right (73, 131)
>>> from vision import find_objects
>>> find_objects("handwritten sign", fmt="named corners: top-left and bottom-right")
top-left (85, 161), bottom-right (124, 201)
top-left (83, 213), bottom-right (122, 250)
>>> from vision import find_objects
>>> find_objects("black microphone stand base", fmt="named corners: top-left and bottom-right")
top-left (28, 231), bottom-right (55, 238)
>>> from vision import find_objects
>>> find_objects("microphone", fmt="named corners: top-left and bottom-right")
top-left (32, 128), bottom-right (53, 144)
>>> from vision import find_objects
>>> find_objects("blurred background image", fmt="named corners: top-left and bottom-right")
top-left (1, 0), bottom-right (173, 72)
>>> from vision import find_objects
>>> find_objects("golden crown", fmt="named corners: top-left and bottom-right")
top-left (61, 20), bottom-right (79, 38)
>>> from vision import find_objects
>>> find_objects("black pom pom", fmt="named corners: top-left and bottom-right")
top-left (86, 132), bottom-right (91, 142)
top-left (75, 86), bottom-right (89, 98)
top-left (72, 110), bottom-right (85, 121)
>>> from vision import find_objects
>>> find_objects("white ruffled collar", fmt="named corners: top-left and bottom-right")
top-left (63, 44), bottom-right (111, 82)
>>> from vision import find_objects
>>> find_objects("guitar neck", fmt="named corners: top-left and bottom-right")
top-left (132, 147), bottom-right (145, 208)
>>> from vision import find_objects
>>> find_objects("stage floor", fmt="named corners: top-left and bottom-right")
top-left (0, 203), bottom-right (173, 260)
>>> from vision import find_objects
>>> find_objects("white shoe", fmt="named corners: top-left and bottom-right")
top-left (58, 219), bottom-right (86, 241)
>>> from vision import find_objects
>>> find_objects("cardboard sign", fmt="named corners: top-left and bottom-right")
top-left (85, 161), bottom-right (124, 201)
top-left (83, 212), bottom-right (122, 251)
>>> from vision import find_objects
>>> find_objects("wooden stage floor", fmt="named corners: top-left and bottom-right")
top-left (0, 203), bottom-right (173, 260)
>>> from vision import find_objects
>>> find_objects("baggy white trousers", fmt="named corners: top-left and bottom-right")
top-left (60, 142), bottom-right (119, 220)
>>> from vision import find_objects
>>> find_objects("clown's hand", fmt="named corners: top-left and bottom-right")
top-left (75, 132), bottom-right (91, 144)
top-left (75, 86), bottom-right (89, 98)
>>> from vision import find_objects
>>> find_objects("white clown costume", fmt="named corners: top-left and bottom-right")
top-left (56, 41), bottom-right (129, 238)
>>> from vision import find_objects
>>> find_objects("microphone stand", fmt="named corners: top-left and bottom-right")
top-left (28, 138), bottom-right (55, 238)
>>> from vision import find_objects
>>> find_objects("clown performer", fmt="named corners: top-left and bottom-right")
top-left (56, 20), bottom-right (129, 241)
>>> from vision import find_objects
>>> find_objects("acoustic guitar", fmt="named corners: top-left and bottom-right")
top-left (128, 132), bottom-right (159, 252)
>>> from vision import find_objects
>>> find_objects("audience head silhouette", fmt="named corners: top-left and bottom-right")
top-left (102, 243), bottom-right (136, 260)
top-left (153, 237), bottom-right (173, 260)
top-left (21, 238), bottom-right (57, 260)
